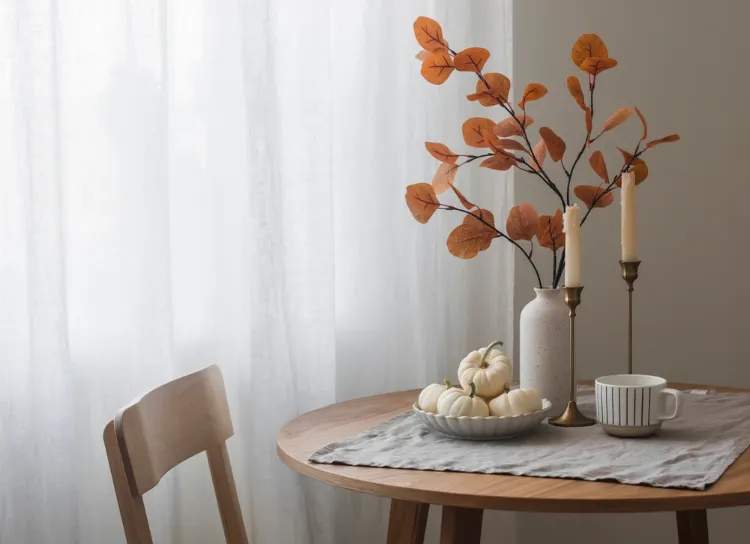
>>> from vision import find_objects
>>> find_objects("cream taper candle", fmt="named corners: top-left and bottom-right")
top-left (563, 204), bottom-right (581, 287)
top-left (621, 172), bottom-right (637, 261)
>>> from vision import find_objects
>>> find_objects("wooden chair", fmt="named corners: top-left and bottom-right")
top-left (103, 365), bottom-right (249, 543)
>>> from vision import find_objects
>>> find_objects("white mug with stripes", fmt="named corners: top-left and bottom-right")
top-left (595, 374), bottom-right (682, 437)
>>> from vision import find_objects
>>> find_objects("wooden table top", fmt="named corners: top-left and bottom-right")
top-left (276, 384), bottom-right (750, 513)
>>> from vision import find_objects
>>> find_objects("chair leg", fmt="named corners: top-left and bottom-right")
top-left (676, 509), bottom-right (709, 544)
top-left (386, 499), bottom-right (429, 544)
top-left (440, 506), bottom-right (483, 544)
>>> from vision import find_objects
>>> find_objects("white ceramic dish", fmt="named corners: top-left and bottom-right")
top-left (412, 399), bottom-right (552, 440)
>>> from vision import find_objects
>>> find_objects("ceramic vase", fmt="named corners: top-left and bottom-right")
top-left (519, 287), bottom-right (569, 417)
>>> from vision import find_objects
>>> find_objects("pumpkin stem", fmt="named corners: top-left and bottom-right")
top-left (444, 379), bottom-right (453, 389)
top-left (479, 340), bottom-right (504, 369)
top-left (504, 384), bottom-right (511, 394)
top-left (468, 381), bottom-right (477, 398)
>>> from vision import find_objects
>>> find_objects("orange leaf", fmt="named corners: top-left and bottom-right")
top-left (519, 83), bottom-right (548, 109)
top-left (506, 203), bottom-right (539, 241)
top-left (415, 50), bottom-right (430, 61)
top-left (574, 185), bottom-right (614, 209)
top-left (420, 51), bottom-right (455, 85)
top-left (646, 134), bottom-right (680, 149)
top-left (539, 127), bottom-right (566, 162)
top-left (454, 47), bottom-right (490, 72)
top-left (449, 182), bottom-right (475, 210)
top-left (588, 150), bottom-right (608, 183)
top-left (579, 57), bottom-right (618, 75)
top-left (467, 73), bottom-right (510, 106)
top-left (585, 107), bottom-right (592, 142)
top-left (537, 209), bottom-right (565, 251)
top-left (405, 183), bottom-right (440, 223)
top-left (566, 76), bottom-right (586, 110)
top-left (492, 138), bottom-right (528, 154)
top-left (447, 224), bottom-right (493, 259)
top-left (432, 162), bottom-right (458, 194)
top-left (413, 17), bottom-right (449, 52)
top-left (635, 106), bottom-right (647, 140)
top-left (616, 148), bottom-right (649, 185)
top-left (530, 139), bottom-right (546, 172)
top-left (425, 142), bottom-right (458, 165)
top-left (600, 107), bottom-right (633, 134)
top-left (494, 114), bottom-right (534, 137)
top-left (464, 208), bottom-right (496, 232)
top-left (571, 34), bottom-right (608, 67)
top-left (462, 117), bottom-right (496, 148)
top-left (480, 154), bottom-right (516, 171)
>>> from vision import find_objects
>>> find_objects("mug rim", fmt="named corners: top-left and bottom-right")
top-left (595, 374), bottom-right (666, 388)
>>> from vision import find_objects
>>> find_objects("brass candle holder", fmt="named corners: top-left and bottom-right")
top-left (619, 260), bottom-right (641, 374)
top-left (549, 286), bottom-right (596, 427)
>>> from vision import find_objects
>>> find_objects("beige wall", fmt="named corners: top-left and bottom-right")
top-left (513, 0), bottom-right (750, 542)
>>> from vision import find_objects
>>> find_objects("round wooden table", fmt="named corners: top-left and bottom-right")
top-left (277, 384), bottom-right (750, 544)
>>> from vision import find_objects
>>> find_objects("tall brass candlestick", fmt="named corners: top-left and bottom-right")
top-left (549, 286), bottom-right (596, 427)
top-left (619, 261), bottom-right (641, 374)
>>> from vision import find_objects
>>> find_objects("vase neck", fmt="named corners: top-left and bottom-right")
top-left (533, 287), bottom-right (562, 300)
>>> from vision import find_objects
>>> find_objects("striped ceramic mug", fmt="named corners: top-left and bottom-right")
top-left (595, 374), bottom-right (682, 437)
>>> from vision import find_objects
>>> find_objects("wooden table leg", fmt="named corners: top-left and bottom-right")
top-left (440, 506), bottom-right (483, 544)
top-left (386, 499), bottom-right (429, 544)
top-left (676, 510), bottom-right (709, 544)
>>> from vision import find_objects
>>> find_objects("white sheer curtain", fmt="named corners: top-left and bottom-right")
top-left (0, 0), bottom-right (512, 542)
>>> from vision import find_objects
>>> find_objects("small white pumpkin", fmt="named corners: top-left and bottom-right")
top-left (457, 340), bottom-right (512, 398)
top-left (417, 380), bottom-right (453, 413)
top-left (489, 387), bottom-right (543, 417)
top-left (437, 382), bottom-right (489, 417)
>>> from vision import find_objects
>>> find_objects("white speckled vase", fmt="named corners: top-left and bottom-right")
top-left (519, 288), bottom-right (569, 417)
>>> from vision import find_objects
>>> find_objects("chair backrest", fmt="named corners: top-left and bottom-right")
top-left (103, 365), bottom-right (249, 543)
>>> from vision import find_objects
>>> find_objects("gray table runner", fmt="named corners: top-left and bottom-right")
top-left (310, 387), bottom-right (750, 490)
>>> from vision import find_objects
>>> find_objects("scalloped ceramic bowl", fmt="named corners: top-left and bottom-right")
top-left (412, 399), bottom-right (553, 440)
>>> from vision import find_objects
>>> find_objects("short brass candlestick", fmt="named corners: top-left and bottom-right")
top-left (619, 260), bottom-right (641, 375)
top-left (549, 286), bottom-right (596, 427)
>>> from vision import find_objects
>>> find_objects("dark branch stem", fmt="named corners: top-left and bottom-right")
top-left (440, 204), bottom-right (543, 288)
top-left (566, 78), bottom-right (597, 205)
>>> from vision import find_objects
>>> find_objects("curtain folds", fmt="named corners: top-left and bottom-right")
top-left (0, 0), bottom-right (512, 542)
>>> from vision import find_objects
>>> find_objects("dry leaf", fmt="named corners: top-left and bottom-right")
top-left (588, 150), bottom-right (608, 183)
top-left (413, 16), bottom-right (449, 52)
top-left (494, 114), bottom-right (534, 137)
top-left (566, 76), bottom-right (586, 110)
top-left (537, 209), bottom-right (565, 251)
top-left (454, 47), bottom-right (490, 72)
top-left (492, 138), bottom-right (528, 154)
top-left (462, 117), bottom-right (497, 148)
top-left (616, 148), bottom-right (649, 185)
top-left (574, 185), bottom-right (614, 209)
top-left (519, 83), bottom-right (548, 109)
top-left (635, 106), bottom-right (647, 140)
top-left (579, 57), bottom-right (618, 75)
top-left (405, 183), bottom-right (440, 223)
top-left (585, 107), bottom-right (592, 142)
top-left (531, 139), bottom-right (547, 172)
top-left (432, 162), bottom-right (458, 194)
top-left (449, 182), bottom-right (475, 210)
top-left (600, 107), bottom-right (634, 134)
top-left (539, 127), bottom-right (566, 162)
top-left (466, 73), bottom-right (510, 106)
top-left (646, 134), bottom-right (680, 149)
top-left (571, 34), bottom-right (608, 67)
top-left (425, 142), bottom-right (458, 164)
top-left (415, 50), bottom-right (430, 61)
top-left (448, 209), bottom-right (497, 258)
top-left (421, 51), bottom-right (455, 85)
top-left (480, 153), bottom-right (516, 171)
top-left (506, 203), bottom-right (539, 241)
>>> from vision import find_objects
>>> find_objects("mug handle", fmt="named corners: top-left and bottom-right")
top-left (658, 388), bottom-right (682, 421)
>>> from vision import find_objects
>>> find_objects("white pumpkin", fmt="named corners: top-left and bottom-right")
top-left (437, 382), bottom-right (489, 417)
top-left (457, 340), bottom-right (512, 398)
top-left (489, 387), bottom-right (543, 417)
top-left (417, 380), bottom-right (453, 413)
